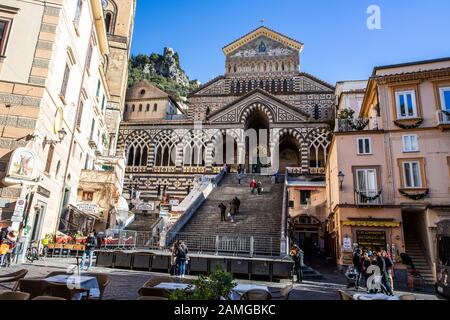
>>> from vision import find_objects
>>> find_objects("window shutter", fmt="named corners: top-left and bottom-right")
top-left (45, 145), bottom-right (55, 173)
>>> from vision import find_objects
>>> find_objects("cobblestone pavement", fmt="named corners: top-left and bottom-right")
top-left (0, 258), bottom-right (442, 300)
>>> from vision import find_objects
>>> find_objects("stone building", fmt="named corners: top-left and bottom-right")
top-left (0, 0), bottom-right (135, 252)
top-left (119, 27), bottom-right (335, 219)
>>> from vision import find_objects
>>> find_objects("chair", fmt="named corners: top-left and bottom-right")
top-left (137, 296), bottom-right (169, 300)
top-left (240, 289), bottom-right (272, 300)
top-left (338, 290), bottom-right (353, 301)
top-left (279, 284), bottom-right (293, 300)
top-left (18, 279), bottom-right (51, 299)
top-left (138, 287), bottom-right (170, 298)
top-left (84, 272), bottom-right (110, 300)
top-left (47, 282), bottom-right (90, 300)
top-left (0, 291), bottom-right (30, 300)
top-left (0, 269), bottom-right (29, 291)
top-left (399, 294), bottom-right (416, 300)
top-left (142, 276), bottom-right (174, 288)
top-left (33, 296), bottom-right (66, 300)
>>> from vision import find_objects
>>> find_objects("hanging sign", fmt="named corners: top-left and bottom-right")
top-left (6, 148), bottom-right (37, 181)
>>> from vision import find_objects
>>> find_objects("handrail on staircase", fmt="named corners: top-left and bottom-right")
top-left (280, 170), bottom-right (289, 256)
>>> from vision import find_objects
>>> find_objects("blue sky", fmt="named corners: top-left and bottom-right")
top-left (131, 0), bottom-right (450, 85)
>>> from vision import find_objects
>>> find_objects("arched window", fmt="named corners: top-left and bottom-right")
top-left (154, 132), bottom-right (177, 167)
top-left (183, 132), bottom-right (207, 167)
top-left (105, 13), bottom-right (112, 33)
top-left (139, 104), bottom-right (142, 112)
top-left (125, 104), bottom-right (128, 112)
top-left (236, 81), bottom-right (241, 94)
top-left (132, 104), bottom-right (135, 112)
top-left (146, 104), bottom-right (150, 112)
top-left (126, 136), bottom-right (148, 167)
top-left (153, 103), bottom-right (158, 111)
top-left (282, 62), bottom-right (285, 71)
top-left (309, 132), bottom-right (330, 168)
top-left (233, 65), bottom-right (237, 73)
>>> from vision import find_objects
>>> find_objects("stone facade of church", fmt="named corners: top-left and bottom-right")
top-left (119, 27), bottom-right (335, 203)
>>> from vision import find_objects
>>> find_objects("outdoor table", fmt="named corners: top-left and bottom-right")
top-left (353, 293), bottom-right (400, 300)
top-left (44, 275), bottom-right (100, 300)
top-left (230, 284), bottom-right (270, 300)
top-left (154, 282), bottom-right (192, 291)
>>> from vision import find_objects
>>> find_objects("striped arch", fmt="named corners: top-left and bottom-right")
top-left (239, 102), bottom-right (275, 124)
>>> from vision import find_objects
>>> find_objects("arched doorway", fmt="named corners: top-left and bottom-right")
top-left (244, 109), bottom-right (270, 173)
top-left (279, 135), bottom-right (301, 173)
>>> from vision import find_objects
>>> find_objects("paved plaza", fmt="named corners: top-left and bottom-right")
top-left (0, 258), bottom-right (442, 300)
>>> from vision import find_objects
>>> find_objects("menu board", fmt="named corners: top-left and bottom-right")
top-left (356, 230), bottom-right (386, 252)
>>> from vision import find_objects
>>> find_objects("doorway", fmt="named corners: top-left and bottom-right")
top-left (244, 109), bottom-right (270, 173)
top-left (31, 202), bottom-right (47, 242)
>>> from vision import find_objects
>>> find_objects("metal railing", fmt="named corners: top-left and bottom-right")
top-left (335, 117), bottom-right (382, 132)
top-left (437, 110), bottom-right (450, 125)
top-left (355, 189), bottom-right (383, 205)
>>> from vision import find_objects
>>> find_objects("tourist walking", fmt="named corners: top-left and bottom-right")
top-left (382, 250), bottom-right (395, 291)
top-left (176, 240), bottom-right (188, 278)
top-left (233, 197), bottom-right (241, 215)
top-left (229, 202), bottom-right (237, 223)
top-left (257, 181), bottom-right (263, 195)
top-left (290, 244), bottom-right (304, 283)
top-left (170, 241), bottom-right (178, 276)
top-left (376, 251), bottom-right (393, 295)
top-left (218, 203), bottom-right (227, 222)
top-left (352, 248), bottom-right (363, 289)
top-left (361, 252), bottom-right (371, 287)
top-left (237, 172), bottom-right (242, 185)
top-left (81, 232), bottom-right (97, 271)
top-left (250, 179), bottom-right (257, 194)
top-left (0, 230), bottom-right (17, 267)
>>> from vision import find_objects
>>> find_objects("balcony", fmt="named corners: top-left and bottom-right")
top-left (437, 110), bottom-right (450, 130)
top-left (355, 189), bottom-right (383, 205)
top-left (335, 117), bottom-right (382, 133)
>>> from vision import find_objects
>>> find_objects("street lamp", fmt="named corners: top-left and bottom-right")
top-left (338, 171), bottom-right (345, 191)
top-left (43, 128), bottom-right (68, 146)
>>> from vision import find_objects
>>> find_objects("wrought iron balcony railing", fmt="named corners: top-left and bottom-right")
top-left (355, 189), bottom-right (383, 205)
top-left (335, 117), bottom-right (382, 132)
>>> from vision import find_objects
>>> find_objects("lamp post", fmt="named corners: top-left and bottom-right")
top-left (338, 171), bottom-right (345, 191)
top-left (43, 128), bottom-right (67, 146)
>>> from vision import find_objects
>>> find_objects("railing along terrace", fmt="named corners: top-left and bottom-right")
top-left (335, 117), bottom-right (382, 132)
top-left (125, 166), bottom-right (147, 173)
top-left (354, 189), bottom-right (383, 205)
top-left (437, 110), bottom-right (450, 125)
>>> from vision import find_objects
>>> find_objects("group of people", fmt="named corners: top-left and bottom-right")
top-left (249, 179), bottom-right (263, 195)
top-left (170, 240), bottom-right (189, 278)
top-left (218, 197), bottom-right (241, 223)
top-left (0, 227), bottom-right (18, 267)
top-left (351, 248), bottom-right (394, 295)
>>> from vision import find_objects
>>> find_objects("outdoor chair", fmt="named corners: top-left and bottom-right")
top-left (0, 291), bottom-right (30, 300)
top-left (84, 272), bottom-right (110, 300)
top-left (33, 296), bottom-right (66, 300)
top-left (47, 282), bottom-right (90, 300)
top-left (138, 287), bottom-right (170, 298)
top-left (399, 294), bottom-right (416, 300)
top-left (0, 269), bottom-right (28, 291)
top-left (18, 279), bottom-right (51, 299)
top-left (137, 296), bottom-right (169, 300)
top-left (240, 289), bottom-right (272, 300)
top-left (338, 290), bottom-right (353, 301)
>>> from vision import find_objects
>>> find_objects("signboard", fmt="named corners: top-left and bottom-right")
top-left (7, 148), bottom-right (36, 181)
top-left (343, 236), bottom-right (352, 251)
top-left (136, 202), bottom-right (155, 211)
top-left (37, 186), bottom-right (51, 198)
top-left (169, 199), bottom-right (179, 206)
top-left (11, 198), bottom-right (27, 223)
top-left (77, 203), bottom-right (98, 214)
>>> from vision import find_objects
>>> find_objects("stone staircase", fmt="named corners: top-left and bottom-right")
top-left (179, 173), bottom-right (284, 255)
top-left (404, 233), bottom-right (435, 285)
top-left (125, 213), bottom-right (159, 232)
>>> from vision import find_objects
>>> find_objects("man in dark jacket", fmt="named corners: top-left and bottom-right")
top-left (81, 232), bottom-right (97, 271)
top-left (233, 197), bottom-right (241, 215)
top-left (290, 244), bottom-right (304, 283)
top-left (218, 203), bottom-right (227, 222)
top-left (376, 251), bottom-right (393, 295)
top-left (352, 249), bottom-right (363, 289)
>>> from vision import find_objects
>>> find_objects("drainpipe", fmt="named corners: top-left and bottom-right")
top-left (54, 22), bottom-right (94, 235)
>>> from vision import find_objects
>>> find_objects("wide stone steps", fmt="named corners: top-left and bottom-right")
top-left (125, 213), bottom-right (159, 232)
top-left (179, 174), bottom-right (284, 255)
top-left (404, 235), bottom-right (435, 284)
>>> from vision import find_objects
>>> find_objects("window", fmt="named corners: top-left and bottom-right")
top-left (75, 99), bottom-right (84, 129)
top-left (105, 12), bottom-right (112, 33)
top-left (125, 104), bottom-right (128, 113)
top-left (402, 135), bottom-right (419, 152)
top-left (395, 90), bottom-right (418, 119)
top-left (132, 104), bottom-right (135, 112)
top-left (74, 0), bottom-right (83, 30)
top-left (60, 63), bottom-right (71, 98)
top-left (139, 104), bottom-right (142, 112)
top-left (300, 190), bottom-right (311, 206)
top-left (146, 104), bottom-right (150, 112)
top-left (0, 19), bottom-right (12, 56)
top-left (45, 145), bottom-right (55, 174)
top-left (89, 119), bottom-right (95, 141)
top-left (85, 43), bottom-right (93, 72)
top-left (82, 191), bottom-right (94, 202)
top-left (96, 79), bottom-right (101, 98)
top-left (101, 95), bottom-right (105, 112)
top-left (439, 87), bottom-right (450, 111)
top-left (153, 103), bottom-right (157, 111)
top-left (355, 168), bottom-right (379, 204)
top-left (357, 137), bottom-right (372, 155)
top-left (55, 160), bottom-right (61, 177)
top-left (402, 161), bottom-right (422, 188)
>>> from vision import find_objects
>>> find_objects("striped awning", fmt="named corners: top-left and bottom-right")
top-left (342, 220), bottom-right (400, 228)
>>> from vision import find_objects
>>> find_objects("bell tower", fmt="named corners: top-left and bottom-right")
top-left (102, 0), bottom-right (137, 155)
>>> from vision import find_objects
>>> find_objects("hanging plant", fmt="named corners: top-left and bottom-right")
top-left (355, 189), bottom-right (383, 202)
top-left (399, 189), bottom-right (429, 200)
top-left (394, 119), bottom-right (423, 129)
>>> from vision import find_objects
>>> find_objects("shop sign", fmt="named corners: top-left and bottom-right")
top-left (37, 186), bottom-right (51, 198)
top-left (136, 202), bottom-right (155, 211)
top-left (7, 148), bottom-right (37, 181)
top-left (77, 202), bottom-right (98, 214)
top-left (169, 199), bottom-right (179, 206)
top-left (343, 236), bottom-right (352, 251)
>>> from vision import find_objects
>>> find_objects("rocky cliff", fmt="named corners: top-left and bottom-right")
top-left (128, 48), bottom-right (199, 101)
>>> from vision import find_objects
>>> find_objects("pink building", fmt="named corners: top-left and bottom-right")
top-left (327, 58), bottom-right (450, 285)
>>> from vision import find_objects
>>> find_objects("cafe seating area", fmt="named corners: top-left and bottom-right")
top-left (338, 290), bottom-right (417, 301)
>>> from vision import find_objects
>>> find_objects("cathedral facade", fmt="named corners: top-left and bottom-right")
top-left (119, 27), bottom-right (335, 203)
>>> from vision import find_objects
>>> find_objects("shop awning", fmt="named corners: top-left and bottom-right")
top-left (342, 220), bottom-right (400, 228)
